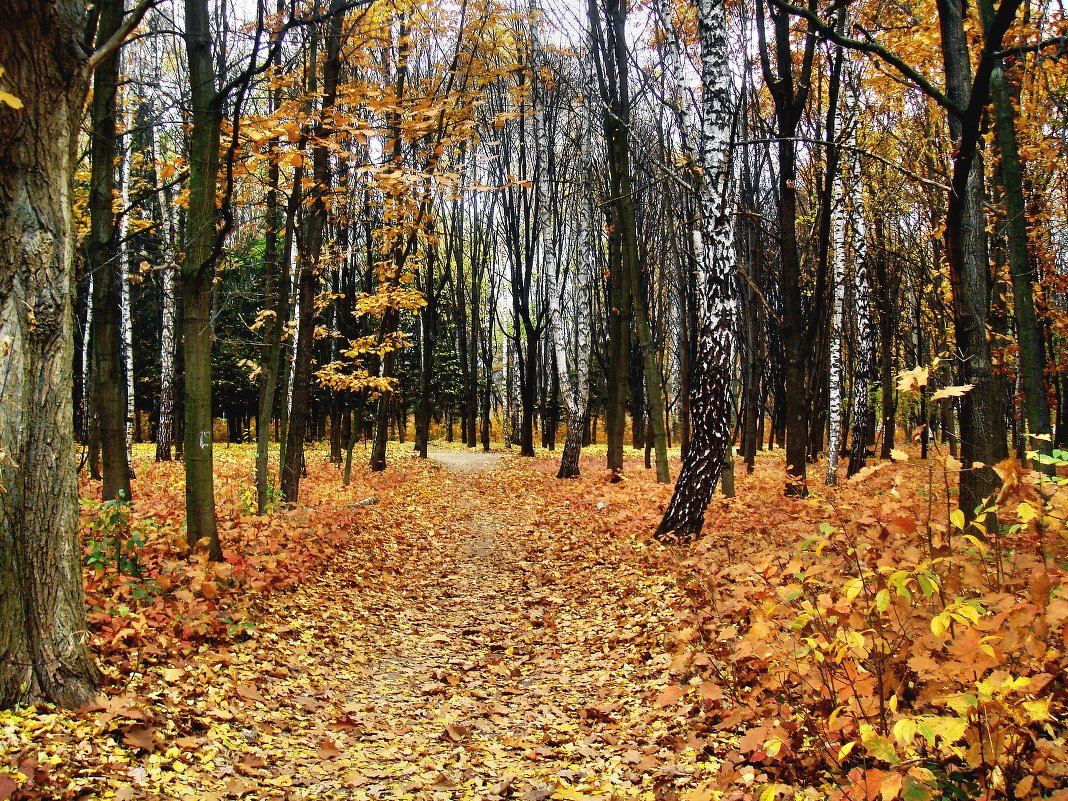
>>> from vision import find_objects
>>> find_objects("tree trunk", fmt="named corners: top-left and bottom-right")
top-left (990, 60), bottom-right (1053, 472)
top-left (281, 0), bottom-right (344, 501)
top-left (182, 0), bottom-right (223, 560)
top-left (845, 79), bottom-right (874, 476)
top-left (88, 0), bottom-right (132, 502)
top-left (0, 0), bottom-right (101, 708)
top-left (826, 147), bottom-right (848, 485)
top-left (938, 0), bottom-right (1012, 518)
top-left (656, 0), bottom-right (735, 540)
top-left (281, 260), bottom-right (316, 502)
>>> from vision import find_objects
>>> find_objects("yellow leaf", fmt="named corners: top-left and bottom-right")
top-left (950, 509), bottom-right (966, 530)
top-left (553, 790), bottom-right (595, 801)
top-left (876, 588), bottom-right (890, 612)
top-left (930, 384), bottom-right (974, 401)
top-left (0, 89), bottom-right (23, 109)
top-left (897, 366), bottom-right (929, 392)
top-left (844, 577), bottom-right (864, 601)
top-left (837, 741), bottom-right (856, 761)
top-left (1022, 699), bottom-right (1050, 722)
top-left (893, 718), bottom-right (916, 746)
top-left (1016, 502), bottom-right (1037, 523)
top-left (931, 613), bottom-right (949, 637)
top-left (890, 449), bottom-right (909, 462)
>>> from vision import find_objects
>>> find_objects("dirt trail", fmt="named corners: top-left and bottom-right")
top-left (185, 455), bottom-right (712, 799)
top-left (426, 447), bottom-right (504, 473)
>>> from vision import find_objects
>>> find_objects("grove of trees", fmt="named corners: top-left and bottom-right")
top-left (2, 0), bottom-right (1067, 720)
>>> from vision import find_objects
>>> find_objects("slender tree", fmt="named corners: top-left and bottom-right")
top-left (656, 0), bottom-right (736, 540)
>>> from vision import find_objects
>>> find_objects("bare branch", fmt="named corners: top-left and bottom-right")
top-left (763, 0), bottom-right (961, 117)
top-left (87, 0), bottom-right (156, 73)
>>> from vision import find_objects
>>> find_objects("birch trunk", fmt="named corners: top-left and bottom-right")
top-left (826, 162), bottom-right (847, 485)
top-left (656, 0), bottom-right (736, 540)
top-left (845, 71), bottom-right (874, 476)
top-left (118, 103), bottom-right (136, 461)
top-left (153, 123), bottom-right (178, 463)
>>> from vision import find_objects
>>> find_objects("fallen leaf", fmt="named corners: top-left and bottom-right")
top-left (315, 737), bottom-right (341, 758)
top-left (121, 723), bottom-right (157, 753)
top-left (655, 684), bottom-right (688, 706)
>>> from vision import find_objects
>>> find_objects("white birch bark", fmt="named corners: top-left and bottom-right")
top-left (845, 64), bottom-right (874, 475)
top-left (548, 147), bottom-right (593, 477)
top-left (81, 273), bottom-right (94, 442)
top-left (826, 137), bottom-right (849, 484)
top-left (154, 117), bottom-right (178, 461)
top-left (656, 0), bottom-right (737, 539)
top-left (118, 102), bottom-right (135, 462)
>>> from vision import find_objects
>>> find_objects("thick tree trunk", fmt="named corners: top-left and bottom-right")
top-left (0, 0), bottom-right (101, 708)
top-left (938, 0), bottom-right (1012, 518)
top-left (281, 260), bottom-right (316, 502)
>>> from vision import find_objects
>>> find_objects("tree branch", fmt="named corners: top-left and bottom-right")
top-left (87, 0), bottom-right (155, 73)
top-left (763, 0), bottom-right (961, 117)
top-left (997, 34), bottom-right (1068, 59)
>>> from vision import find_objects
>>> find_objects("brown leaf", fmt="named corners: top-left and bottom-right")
top-left (0, 776), bottom-right (16, 801)
top-left (121, 723), bottom-right (158, 753)
top-left (236, 683), bottom-right (266, 704)
top-left (224, 777), bottom-right (255, 797)
top-left (317, 737), bottom-right (341, 759)
top-left (655, 684), bottom-right (688, 707)
top-left (444, 722), bottom-right (471, 742)
top-left (492, 773), bottom-right (516, 797)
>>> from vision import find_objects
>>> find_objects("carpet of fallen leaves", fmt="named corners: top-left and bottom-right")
top-left (2, 444), bottom-right (714, 800)
top-left (3, 443), bottom-right (1066, 801)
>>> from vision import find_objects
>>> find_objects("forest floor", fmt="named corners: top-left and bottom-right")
top-left (5, 442), bottom-right (1066, 801)
top-left (2, 444), bottom-right (716, 801)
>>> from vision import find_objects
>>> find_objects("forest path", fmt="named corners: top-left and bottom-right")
top-left (159, 454), bottom-right (715, 800)
top-left (426, 445), bottom-right (504, 472)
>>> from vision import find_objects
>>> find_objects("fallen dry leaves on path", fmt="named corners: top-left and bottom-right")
top-left (4, 444), bottom-right (1066, 801)
top-left (2, 446), bottom-right (714, 800)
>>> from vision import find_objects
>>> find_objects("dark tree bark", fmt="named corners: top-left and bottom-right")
top-left (282, 0), bottom-right (345, 502)
top-left (0, 0), bottom-right (102, 709)
top-left (937, 0), bottom-right (1015, 517)
top-left (181, 0), bottom-right (223, 560)
top-left (255, 1), bottom-right (292, 512)
top-left (88, 0), bottom-right (133, 502)
top-left (756, 0), bottom-right (817, 496)
top-left (987, 54), bottom-right (1053, 472)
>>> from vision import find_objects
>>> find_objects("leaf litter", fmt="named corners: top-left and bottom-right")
top-left (1, 446), bottom-right (717, 800)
